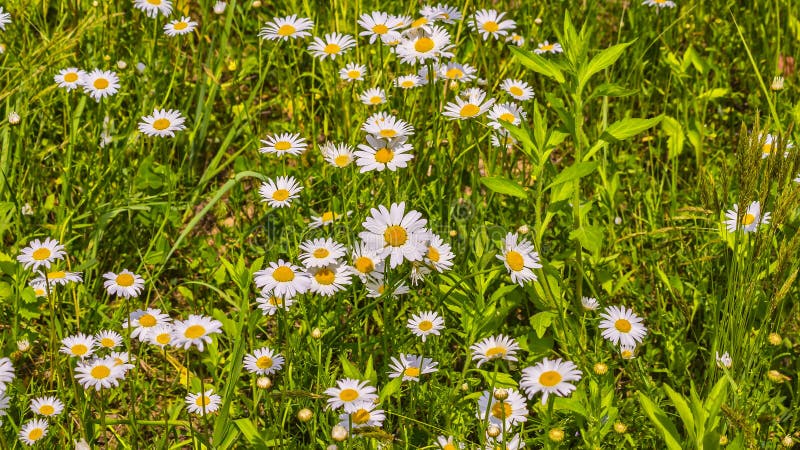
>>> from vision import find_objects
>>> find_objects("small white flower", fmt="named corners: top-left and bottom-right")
top-left (715, 351), bottom-right (732, 369)
top-left (581, 297), bottom-right (599, 311)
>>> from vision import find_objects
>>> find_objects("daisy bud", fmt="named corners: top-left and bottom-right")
top-left (311, 328), bottom-right (322, 339)
top-left (487, 425), bottom-right (501, 438)
top-left (331, 425), bottom-right (348, 442)
top-left (75, 438), bottom-right (91, 450)
top-left (771, 76), bottom-right (785, 91)
top-left (326, 446), bottom-right (338, 450)
top-left (460, 382), bottom-right (469, 391)
top-left (213, 1), bottom-right (227, 14)
top-left (614, 216), bottom-right (623, 225)
top-left (92, 0), bottom-right (98, 6)
top-left (449, 230), bottom-right (457, 237)
top-left (782, 435), bottom-right (794, 448)
top-left (719, 435), bottom-right (729, 446)
top-left (0, 44), bottom-right (5, 54)
top-left (613, 422), bottom-right (627, 434)
top-left (8, 111), bottom-right (20, 125)
top-left (534, 17), bottom-right (543, 24)
top-left (17, 339), bottom-right (30, 352)
top-left (257, 376), bottom-right (272, 389)
top-left (517, 224), bottom-right (530, 235)
top-left (21, 203), bottom-right (33, 216)
top-left (768, 333), bottom-right (782, 346)
top-left (297, 408), bottom-right (313, 422)
top-left (251, 0), bottom-right (261, 7)
top-left (117, 60), bottom-right (127, 70)
top-left (549, 428), bottom-right (565, 442)
top-left (593, 362), bottom-right (608, 375)
top-left (493, 388), bottom-right (508, 401)
top-left (136, 62), bottom-right (146, 73)
top-left (103, 54), bottom-right (111, 61)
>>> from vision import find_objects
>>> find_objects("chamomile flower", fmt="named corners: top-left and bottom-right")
top-left (338, 401), bottom-right (386, 429)
top-left (299, 238), bottom-right (347, 268)
top-left (0, 358), bottom-right (15, 392)
top-left (103, 269), bottom-right (145, 298)
top-left (642, 0), bottom-right (676, 7)
top-left (388, 354), bottom-right (439, 381)
top-left (124, 308), bottom-right (172, 341)
top-left (308, 33), bottom-right (356, 60)
top-left (470, 334), bottom-right (520, 367)
top-left (758, 133), bottom-right (793, 158)
top-left (425, 233), bottom-right (454, 272)
top-left (164, 16), bottom-right (197, 36)
top-left (598, 305), bottom-right (648, 347)
top-left (0, 7), bottom-right (9, 31)
top-left (477, 388), bottom-right (528, 428)
top-left (620, 344), bottom-right (637, 360)
top-left (54, 68), bottom-right (86, 91)
top-left (325, 378), bottom-right (378, 411)
top-left (355, 135), bottom-right (414, 172)
top-left (581, 297), bottom-right (599, 311)
top-left (243, 347), bottom-right (285, 375)
top-left (471, 9), bottom-right (516, 41)
top-left (497, 232), bottom-right (541, 285)
top-left (716, 351), bottom-right (732, 369)
top-left (148, 324), bottom-right (174, 348)
top-left (31, 396), bottom-right (65, 417)
top-left (396, 26), bottom-right (454, 64)
top-left (724, 201), bottom-right (771, 233)
top-left (442, 89), bottom-right (495, 120)
top-left (309, 211), bottom-right (351, 228)
top-left (19, 419), bottom-right (49, 446)
top-left (506, 33), bottom-right (525, 46)
top-left (359, 202), bottom-right (428, 268)
top-left (82, 69), bottom-right (120, 101)
top-left (437, 436), bottom-right (464, 450)
top-left (360, 87), bottom-right (387, 105)
top-left (60, 333), bottom-right (96, 359)
top-left (339, 62), bottom-right (367, 82)
top-left (256, 293), bottom-right (294, 315)
top-left (34, 270), bottom-right (83, 286)
top-left (258, 15), bottom-right (314, 41)
top-left (171, 315), bottom-right (223, 352)
top-left (395, 74), bottom-right (423, 89)
top-left (133, 0), bottom-right (172, 18)
top-left (258, 176), bottom-right (303, 208)
top-left (365, 277), bottom-right (410, 298)
top-left (422, 4), bottom-right (462, 24)
top-left (487, 102), bottom-right (527, 130)
top-left (358, 11), bottom-right (398, 44)
top-left (500, 79), bottom-right (535, 101)
top-left (320, 142), bottom-right (356, 168)
top-left (407, 311), bottom-right (444, 342)
top-left (534, 40), bottom-right (563, 54)
top-left (138, 109), bottom-right (186, 137)
top-left (350, 242), bottom-right (385, 281)
top-left (75, 357), bottom-right (125, 390)
top-left (520, 358), bottom-right (582, 404)
top-left (254, 260), bottom-right (312, 298)
top-left (95, 330), bottom-right (123, 350)
top-left (362, 112), bottom-right (415, 139)
top-left (307, 264), bottom-right (353, 297)
top-left (438, 62), bottom-right (477, 82)
top-left (259, 132), bottom-right (307, 156)
top-left (17, 237), bottom-right (66, 271)
top-left (185, 389), bottom-right (221, 416)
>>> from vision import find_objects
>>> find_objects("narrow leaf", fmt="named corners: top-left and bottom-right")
top-left (509, 46), bottom-right (565, 83)
top-left (546, 161), bottom-right (598, 190)
top-left (480, 176), bottom-right (527, 198)
top-left (638, 393), bottom-right (684, 450)
top-left (601, 115), bottom-right (664, 142)
top-left (580, 41), bottom-right (634, 88)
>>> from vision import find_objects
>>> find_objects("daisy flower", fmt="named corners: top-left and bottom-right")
top-left (60, 333), bottom-right (96, 359)
top-left (642, 0), bottom-right (676, 7)
top-left (470, 9), bottom-right (516, 41)
top-left (758, 133), bottom-right (792, 158)
top-left (477, 388), bottom-right (528, 428)
top-left (75, 357), bottom-right (126, 390)
top-left (309, 211), bottom-right (351, 228)
top-left (506, 32), bottom-right (525, 46)
top-left (395, 74), bottom-right (423, 89)
top-left (407, 311), bottom-right (444, 342)
top-left (325, 378), bottom-right (378, 411)
top-left (0, 358), bottom-right (15, 392)
top-left (439, 62), bottom-right (477, 83)
top-left (724, 201), bottom-right (771, 233)
top-left (360, 87), bottom-right (387, 106)
top-left (148, 323), bottom-right (174, 348)
top-left (133, 0), bottom-right (172, 17)
top-left (259, 132), bottom-right (307, 156)
top-left (437, 436), bottom-right (464, 450)
top-left (395, 26), bottom-right (454, 64)
top-left (254, 259), bottom-right (312, 298)
top-left (425, 233), bottom-right (454, 272)
top-left (307, 33), bottom-right (356, 60)
top-left (358, 11), bottom-right (399, 44)
top-left (31, 396), bottom-right (65, 417)
top-left (365, 277), bottom-right (410, 298)
top-left (359, 202), bottom-right (428, 268)
top-left (185, 389), bottom-right (221, 416)
top-left (299, 238), bottom-right (347, 268)
top-left (380, 30), bottom-right (403, 46)
top-left (124, 308), bottom-right (172, 341)
top-left (339, 62), bottom-right (367, 82)
top-left (620, 344), bottom-right (637, 360)
top-left (500, 79), bottom-right (535, 101)
top-left (581, 296), bottom-right (599, 311)
top-left (171, 314), bottom-right (224, 352)
top-left (0, 391), bottom-right (8, 415)
top-left (54, 68), bottom-right (86, 91)
top-left (349, 241), bottom-right (385, 281)
top-left (82, 69), bottom-right (120, 101)
top-left (95, 330), bottom-right (123, 350)
top-left (307, 264), bottom-right (353, 297)
top-left (355, 135), bottom-right (414, 172)
top-left (109, 351), bottom-right (136, 373)
top-left (491, 132), bottom-right (517, 148)
top-left (320, 142), bottom-right (356, 168)
top-left (30, 281), bottom-right (47, 297)
top-left (598, 305), bottom-right (648, 347)
top-left (534, 40), bottom-right (563, 54)
top-left (520, 357), bottom-right (583, 404)
top-left (33, 270), bottom-right (82, 287)
top-left (421, 4), bottom-right (462, 24)
top-left (17, 237), bottom-right (66, 271)
top-left (497, 232), bottom-right (542, 285)
top-left (485, 434), bottom-right (524, 450)
top-left (337, 400), bottom-right (386, 429)
top-left (103, 269), bottom-right (145, 298)
top-left (388, 354), bottom-right (438, 381)
top-left (258, 176), bottom-right (303, 208)
top-left (487, 102), bottom-right (527, 130)
top-left (716, 351), bottom-right (732, 369)
top-left (258, 15), bottom-right (314, 41)
top-left (138, 109), bottom-right (186, 137)
top-left (470, 334), bottom-right (520, 367)
top-left (164, 16), bottom-right (197, 36)
top-left (0, 6), bottom-right (9, 31)
top-left (362, 112), bottom-right (415, 139)
top-left (442, 89), bottom-right (495, 120)
top-left (256, 293), bottom-right (294, 315)
top-left (19, 419), bottom-right (49, 446)
top-left (243, 347), bottom-right (285, 375)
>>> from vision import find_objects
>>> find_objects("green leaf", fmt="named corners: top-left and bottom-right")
top-left (379, 377), bottom-right (403, 402)
top-left (339, 358), bottom-right (362, 380)
top-left (664, 384), bottom-right (696, 441)
top-left (569, 225), bottom-right (604, 254)
top-left (661, 116), bottom-right (685, 159)
top-left (698, 87), bottom-right (729, 100)
top-left (529, 311), bottom-right (556, 338)
top-left (601, 115), bottom-right (664, 142)
top-left (579, 41), bottom-right (634, 90)
top-left (638, 393), bottom-right (683, 450)
top-left (546, 161), bottom-right (598, 190)
top-left (480, 176), bottom-right (527, 198)
top-left (589, 82), bottom-right (638, 100)
top-left (509, 46), bottom-right (565, 83)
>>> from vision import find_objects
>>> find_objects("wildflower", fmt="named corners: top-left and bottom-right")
top-left (422, 4), bottom-right (462, 24)
top-left (299, 238), bottom-right (346, 268)
top-left (213, 2), bottom-right (226, 14)
top-left (331, 425), bottom-right (348, 441)
top-left (358, 11), bottom-right (399, 44)
top-left (407, 311), bottom-right (444, 342)
top-left (758, 133), bottom-right (792, 158)
top-left (325, 378), bottom-right (378, 411)
top-left (359, 87), bottom-right (387, 106)
top-left (95, 330), bottom-right (123, 350)
top-left (470, 9), bottom-right (516, 41)
top-left (109, 351), bottom-right (136, 373)
top-left (338, 400), bottom-right (386, 429)
top-left (425, 233), bottom-right (454, 272)
top-left (715, 351), bottom-right (732, 369)
top-left (185, 389), bottom-right (221, 416)
top-left (598, 305), bottom-right (648, 347)
top-left (17, 339), bottom-right (31, 352)
top-left (642, 0), bottom-right (676, 8)
top-left (534, 41), bottom-right (563, 54)
top-left (520, 357), bottom-right (582, 404)
top-left (506, 33), bottom-right (525, 46)
top-left (19, 419), bottom-right (49, 446)
top-left (478, 388), bottom-right (528, 428)
top-left (497, 232), bottom-right (542, 285)
top-left (243, 347), bottom-right (285, 375)
top-left (133, 0), bottom-right (172, 17)
top-left (355, 135), bottom-right (414, 172)
top-left (362, 112), bottom-right (415, 139)
top-left (259, 132), bottom-right (307, 156)
top-left (768, 333), bottom-right (782, 346)
top-left (33, 270), bottom-right (83, 287)
top-left (103, 269), bottom-right (145, 298)
top-left (0, 6), bottom-right (10, 31)
top-left (593, 362), bottom-right (608, 375)
top-left (349, 242), bottom-right (385, 281)
top-left (438, 62), bottom-right (477, 83)
top-left (17, 238), bottom-right (66, 271)
top-left (138, 109), bottom-right (186, 137)
top-left (487, 102), bottom-right (526, 130)
top-left (164, 16), bottom-right (197, 36)
top-left (258, 15), bottom-right (314, 41)
top-left (54, 68), bottom-right (86, 91)
top-left (254, 259), bottom-right (311, 298)
top-left (60, 333), bottom-right (96, 359)
top-left (442, 88), bottom-right (495, 120)
top-left (771, 76), bottom-right (785, 91)
top-left (307, 264), bottom-right (353, 296)
top-left (388, 354), bottom-right (439, 381)
top-left (307, 33), bottom-right (356, 60)
top-left (485, 433), bottom-right (524, 450)
top-left (581, 296), bottom-right (599, 311)
top-left (470, 334), bottom-right (520, 367)
top-left (768, 370), bottom-right (791, 383)
top-left (148, 323), bottom-right (174, 347)
top-left (549, 428), bottom-right (565, 442)
top-left (339, 62), bottom-right (366, 82)
top-left (257, 376), bottom-right (272, 389)
top-left (82, 69), bottom-right (120, 101)
top-left (258, 176), bottom-right (303, 208)
top-left (31, 396), bottom-right (65, 417)
top-left (256, 293), bottom-right (294, 316)
top-left (124, 308), bottom-right (172, 341)
top-left (436, 436), bottom-right (464, 450)
top-left (395, 26), bottom-right (454, 64)
top-left (359, 202), bottom-right (428, 268)
top-left (171, 315), bottom-right (224, 352)
top-left (309, 210), bottom-right (351, 228)
top-left (365, 277), bottom-right (410, 298)
top-left (320, 142), bottom-right (356, 168)
top-left (782, 435), bottom-right (794, 448)
top-left (620, 344), bottom-right (637, 359)
top-left (0, 358), bottom-right (15, 392)
top-left (724, 201), bottom-right (771, 233)
top-left (500, 79), bottom-right (534, 101)
top-left (395, 74), bottom-right (423, 89)
top-left (75, 357), bottom-right (126, 390)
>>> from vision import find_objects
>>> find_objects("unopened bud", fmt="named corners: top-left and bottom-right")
top-left (331, 425), bottom-right (348, 441)
top-left (257, 376), bottom-right (272, 389)
top-left (297, 408), bottom-right (313, 422)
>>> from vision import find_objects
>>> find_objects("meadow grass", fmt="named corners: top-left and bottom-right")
top-left (1, 0), bottom-right (800, 448)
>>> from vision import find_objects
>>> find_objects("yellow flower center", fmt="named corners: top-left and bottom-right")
top-left (139, 313), bottom-right (157, 327)
top-left (152, 118), bottom-right (171, 130)
top-left (48, 271), bottom-right (66, 279)
top-left (93, 78), bottom-right (109, 90)
top-left (321, 211), bottom-right (335, 222)
top-left (485, 346), bottom-right (507, 358)
top-left (195, 395), bottom-right (210, 407)
top-left (39, 405), bottom-right (55, 415)
top-left (256, 355), bottom-right (273, 369)
top-left (324, 43), bottom-right (341, 54)
top-left (375, 148), bottom-right (394, 163)
top-left (505, 251), bottom-right (525, 271)
top-left (614, 319), bottom-right (632, 333)
top-left (379, 129), bottom-right (397, 138)
top-left (173, 21), bottom-right (188, 31)
top-left (509, 86), bottom-right (524, 97)
top-left (339, 388), bottom-right (359, 401)
top-left (445, 68), bottom-right (464, 79)
top-left (411, 17), bottom-right (428, 28)
top-left (742, 213), bottom-right (756, 225)
top-left (71, 344), bottom-right (88, 356)
top-left (352, 408), bottom-right (371, 424)
top-left (354, 256), bottom-right (374, 274)
top-left (539, 370), bottom-right (563, 387)
top-left (156, 333), bottom-right (171, 345)
top-left (377, 284), bottom-right (386, 294)
top-left (314, 268), bottom-right (336, 285)
top-left (347, 70), bottom-right (361, 79)
top-left (274, 141), bottom-right (292, 151)
top-left (334, 155), bottom-right (351, 167)
top-left (313, 248), bottom-right (330, 259)
top-left (116, 273), bottom-right (135, 287)
top-left (460, 103), bottom-right (480, 117)
top-left (101, 338), bottom-right (116, 348)
top-left (621, 349), bottom-right (634, 359)
top-left (414, 37), bottom-right (435, 53)
top-left (268, 296), bottom-right (283, 306)
top-left (28, 428), bottom-right (44, 441)
top-left (147, 0), bottom-right (161, 4)
top-left (491, 401), bottom-right (513, 419)
top-left (401, 80), bottom-right (414, 88)
top-left (91, 365), bottom-right (111, 379)
top-left (483, 21), bottom-right (499, 33)
top-left (184, 324), bottom-right (206, 339)
top-left (427, 246), bottom-right (440, 262)
top-left (64, 72), bottom-right (79, 83)
top-left (272, 266), bottom-right (295, 282)
top-left (277, 24), bottom-right (296, 36)
top-left (762, 143), bottom-right (773, 154)
top-left (369, 96), bottom-right (383, 104)
top-left (444, 444), bottom-right (457, 450)
top-left (404, 366), bottom-right (421, 377)
top-left (499, 112), bottom-right (516, 123)
top-left (418, 320), bottom-right (433, 331)
top-left (541, 44), bottom-right (554, 51)
top-left (32, 248), bottom-right (51, 261)
top-left (272, 189), bottom-right (290, 201)
top-left (384, 225), bottom-right (408, 246)
top-left (372, 24), bottom-right (389, 34)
